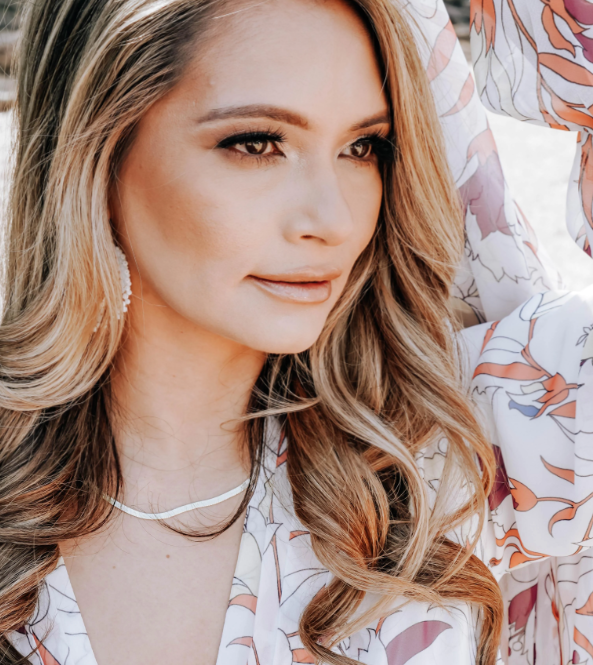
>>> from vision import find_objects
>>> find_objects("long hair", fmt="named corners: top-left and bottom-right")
top-left (0, 0), bottom-right (503, 663)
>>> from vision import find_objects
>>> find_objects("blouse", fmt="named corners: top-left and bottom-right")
top-left (10, 288), bottom-right (593, 664)
top-left (9, 0), bottom-right (593, 662)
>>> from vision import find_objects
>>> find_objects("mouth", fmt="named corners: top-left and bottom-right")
top-left (248, 268), bottom-right (341, 304)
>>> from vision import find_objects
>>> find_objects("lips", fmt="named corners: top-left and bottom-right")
top-left (248, 268), bottom-right (341, 304)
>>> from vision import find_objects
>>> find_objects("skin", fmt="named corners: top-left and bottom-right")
top-left (60, 0), bottom-right (389, 663)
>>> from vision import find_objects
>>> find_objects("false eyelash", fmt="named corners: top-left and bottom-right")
top-left (216, 129), bottom-right (288, 150)
top-left (215, 127), bottom-right (396, 164)
top-left (354, 132), bottom-right (396, 164)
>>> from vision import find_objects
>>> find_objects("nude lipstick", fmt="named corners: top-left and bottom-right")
top-left (248, 268), bottom-right (341, 304)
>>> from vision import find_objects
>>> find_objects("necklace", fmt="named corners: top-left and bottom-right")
top-left (103, 478), bottom-right (250, 521)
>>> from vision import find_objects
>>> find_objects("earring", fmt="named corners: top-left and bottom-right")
top-left (114, 245), bottom-right (132, 318)
top-left (92, 245), bottom-right (132, 333)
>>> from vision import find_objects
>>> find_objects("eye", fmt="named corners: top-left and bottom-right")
top-left (237, 139), bottom-right (274, 155)
top-left (343, 134), bottom-right (395, 164)
top-left (347, 140), bottom-right (373, 159)
top-left (216, 130), bottom-right (287, 159)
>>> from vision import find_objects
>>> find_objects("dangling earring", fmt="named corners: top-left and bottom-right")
top-left (114, 245), bottom-right (132, 318)
top-left (93, 245), bottom-right (132, 333)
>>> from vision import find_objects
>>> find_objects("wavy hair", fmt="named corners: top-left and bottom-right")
top-left (0, 0), bottom-right (502, 663)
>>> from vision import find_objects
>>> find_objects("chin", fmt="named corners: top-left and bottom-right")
top-left (254, 338), bottom-right (320, 356)
top-left (240, 326), bottom-right (324, 356)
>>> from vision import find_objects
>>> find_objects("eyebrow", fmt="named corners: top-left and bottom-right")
top-left (196, 104), bottom-right (391, 132)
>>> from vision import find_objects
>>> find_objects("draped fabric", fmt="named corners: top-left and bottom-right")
top-left (406, 0), bottom-right (562, 324)
top-left (10, 1), bottom-right (593, 664)
top-left (467, 1), bottom-right (593, 662)
top-left (465, 291), bottom-right (593, 665)
top-left (470, 0), bottom-right (593, 258)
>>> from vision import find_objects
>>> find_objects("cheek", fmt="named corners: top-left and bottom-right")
top-left (342, 166), bottom-right (383, 252)
top-left (116, 144), bottom-right (273, 293)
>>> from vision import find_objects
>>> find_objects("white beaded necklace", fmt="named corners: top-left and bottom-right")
top-left (103, 478), bottom-right (250, 521)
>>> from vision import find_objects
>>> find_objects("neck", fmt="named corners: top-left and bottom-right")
top-left (110, 297), bottom-right (265, 508)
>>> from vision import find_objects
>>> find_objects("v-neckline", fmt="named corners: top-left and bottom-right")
top-left (48, 484), bottom-right (261, 665)
top-left (20, 421), bottom-right (284, 665)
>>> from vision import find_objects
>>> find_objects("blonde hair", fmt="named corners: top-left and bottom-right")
top-left (0, 0), bottom-right (502, 663)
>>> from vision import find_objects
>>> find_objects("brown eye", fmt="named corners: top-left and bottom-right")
top-left (349, 141), bottom-right (372, 159)
top-left (242, 140), bottom-right (269, 155)
top-left (217, 131), bottom-right (287, 158)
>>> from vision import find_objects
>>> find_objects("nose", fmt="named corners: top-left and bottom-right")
top-left (282, 160), bottom-right (356, 247)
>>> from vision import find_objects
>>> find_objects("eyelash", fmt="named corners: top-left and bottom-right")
top-left (358, 133), bottom-right (395, 164)
top-left (215, 129), bottom-right (395, 165)
top-left (216, 129), bottom-right (287, 163)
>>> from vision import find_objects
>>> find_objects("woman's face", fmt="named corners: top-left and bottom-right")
top-left (112, 0), bottom-right (389, 354)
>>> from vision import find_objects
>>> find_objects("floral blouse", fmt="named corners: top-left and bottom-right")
top-left (10, 289), bottom-right (593, 665)
top-left (9, 0), bottom-right (593, 662)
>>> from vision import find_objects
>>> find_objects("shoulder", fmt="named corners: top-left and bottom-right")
top-left (461, 289), bottom-right (593, 560)
top-left (460, 288), bottom-right (593, 386)
top-left (460, 288), bottom-right (593, 434)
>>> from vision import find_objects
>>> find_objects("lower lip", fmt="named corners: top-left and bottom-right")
top-left (249, 276), bottom-right (332, 304)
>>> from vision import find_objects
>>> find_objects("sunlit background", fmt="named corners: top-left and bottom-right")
top-left (0, 1), bottom-right (590, 289)
top-left (443, 0), bottom-right (593, 290)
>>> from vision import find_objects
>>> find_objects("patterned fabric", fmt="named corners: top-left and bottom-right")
top-left (12, 287), bottom-right (593, 665)
top-left (469, 0), bottom-right (593, 258)
top-left (464, 291), bottom-right (593, 665)
top-left (469, 0), bottom-right (593, 662)
top-left (10, 0), bottom-right (589, 663)
top-left (407, 0), bottom-right (562, 323)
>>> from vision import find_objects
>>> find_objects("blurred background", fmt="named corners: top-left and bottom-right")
top-left (0, 0), bottom-right (591, 289)
top-left (0, 0), bottom-right (19, 108)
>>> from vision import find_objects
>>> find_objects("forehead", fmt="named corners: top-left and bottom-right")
top-left (174, 0), bottom-right (388, 126)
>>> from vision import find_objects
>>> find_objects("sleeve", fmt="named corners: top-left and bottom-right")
top-left (403, 0), bottom-right (562, 325)
top-left (470, 0), bottom-right (593, 257)
top-left (463, 287), bottom-right (593, 576)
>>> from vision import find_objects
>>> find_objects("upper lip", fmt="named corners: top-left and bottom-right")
top-left (250, 267), bottom-right (342, 283)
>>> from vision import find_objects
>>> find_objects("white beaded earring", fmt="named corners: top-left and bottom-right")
top-left (114, 245), bottom-right (132, 318)
top-left (92, 246), bottom-right (132, 333)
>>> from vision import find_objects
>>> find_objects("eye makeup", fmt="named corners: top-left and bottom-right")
top-left (215, 129), bottom-right (288, 151)
top-left (214, 126), bottom-right (395, 164)
top-left (346, 132), bottom-right (395, 164)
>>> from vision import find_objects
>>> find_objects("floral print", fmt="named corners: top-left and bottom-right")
top-left (469, 0), bottom-right (593, 660)
top-left (13, 287), bottom-right (593, 665)
top-left (408, 0), bottom-right (562, 324)
top-left (10, 0), bottom-right (593, 663)
top-left (470, 0), bottom-right (593, 258)
top-left (461, 289), bottom-right (593, 664)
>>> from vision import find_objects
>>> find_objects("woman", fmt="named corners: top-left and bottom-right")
top-left (0, 0), bottom-right (586, 664)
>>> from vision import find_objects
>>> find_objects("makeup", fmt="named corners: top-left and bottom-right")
top-left (248, 268), bottom-right (341, 304)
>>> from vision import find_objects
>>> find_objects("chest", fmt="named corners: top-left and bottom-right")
top-left (61, 514), bottom-right (245, 665)
top-left (12, 451), bottom-right (481, 665)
